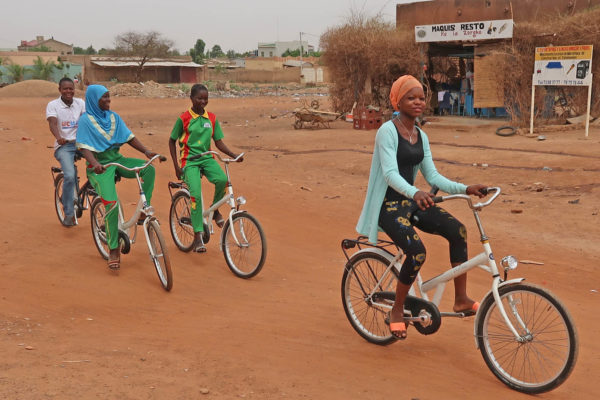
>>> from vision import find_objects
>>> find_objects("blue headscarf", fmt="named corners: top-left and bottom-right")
top-left (76, 85), bottom-right (134, 153)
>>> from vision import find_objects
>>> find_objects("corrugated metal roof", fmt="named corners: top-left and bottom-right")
top-left (92, 61), bottom-right (203, 67)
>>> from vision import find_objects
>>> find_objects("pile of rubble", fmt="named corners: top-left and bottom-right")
top-left (110, 81), bottom-right (186, 98)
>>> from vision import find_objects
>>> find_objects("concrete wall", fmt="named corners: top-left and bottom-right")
top-left (206, 67), bottom-right (301, 83)
top-left (0, 51), bottom-right (61, 66)
top-left (396, 0), bottom-right (600, 27)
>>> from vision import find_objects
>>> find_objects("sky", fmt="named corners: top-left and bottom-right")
top-left (0, 0), bottom-right (430, 54)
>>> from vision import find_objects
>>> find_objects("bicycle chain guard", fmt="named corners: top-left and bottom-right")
top-left (405, 295), bottom-right (442, 335)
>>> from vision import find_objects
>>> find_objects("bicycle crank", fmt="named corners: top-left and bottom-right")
top-left (404, 296), bottom-right (442, 335)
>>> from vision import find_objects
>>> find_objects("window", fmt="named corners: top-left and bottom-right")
top-left (261, 51), bottom-right (264, 57)
top-left (269, 51), bottom-right (273, 57)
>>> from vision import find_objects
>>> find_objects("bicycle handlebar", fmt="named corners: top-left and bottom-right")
top-left (102, 154), bottom-right (166, 171)
top-left (436, 187), bottom-right (501, 210)
top-left (187, 151), bottom-right (245, 163)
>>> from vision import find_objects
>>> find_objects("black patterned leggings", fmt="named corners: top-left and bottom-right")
top-left (378, 197), bottom-right (468, 285)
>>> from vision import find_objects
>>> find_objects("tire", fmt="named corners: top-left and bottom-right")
top-left (496, 125), bottom-right (516, 137)
top-left (341, 251), bottom-right (399, 345)
top-left (145, 219), bottom-right (173, 291)
top-left (90, 197), bottom-right (110, 260)
top-left (54, 173), bottom-right (78, 226)
top-left (169, 191), bottom-right (195, 252)
top-left (476, 283), bottom-right (578, 394)
top-left (221, 212), bottom-right (266, 278)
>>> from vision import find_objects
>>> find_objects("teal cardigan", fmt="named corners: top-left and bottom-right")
top-left (356, 120), bottom-right (467, 244)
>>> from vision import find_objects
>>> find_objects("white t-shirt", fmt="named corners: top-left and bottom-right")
top-left (46, 97), bottom-right (86, 150)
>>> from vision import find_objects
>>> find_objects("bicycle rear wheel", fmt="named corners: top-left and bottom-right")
top-left (54, 173), bottom-right (77, 226)
top-left (90, 197), bottom-right (110, 260)
top-left (145, 219), bottom-right (173, 291)
top-left (476, 283), bottom-right (578, 394)
top-left (341, 251), bottom-right (398, 345)
top-left (221, 212), bottom-right (266, 278)
top-left (168, 191), bottom-right (195, 252)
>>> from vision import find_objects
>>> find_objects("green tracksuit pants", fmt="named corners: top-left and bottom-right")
top-left (183, 158), bottom-right (227, 233)
top-left (87, 150), bottom-right (155, 250)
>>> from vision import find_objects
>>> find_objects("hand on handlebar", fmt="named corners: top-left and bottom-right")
top-left (466, 184), bottom-right (488, 198)
top-left (233, 153), bottom-right (244, 162)
top-left (413, 190), bottom-right (435, 210)
top-left (92, 163), bottom-right (105, 174)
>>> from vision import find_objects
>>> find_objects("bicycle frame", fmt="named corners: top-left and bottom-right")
top-left (102, 155), bottom-right (163, 246)
top-left (173, 151), bottom-right (247, 246)
top-left (345, 187), bottom-right (527, 341)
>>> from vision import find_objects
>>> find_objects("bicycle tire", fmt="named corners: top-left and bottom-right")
top-left (341, 251), bottom-right (399, 345)
top-left (476, 283), bottom-right (578, 394)
top-left (145, 219), bottom-right (173, 291)
top-left (221, 212), bottom-right (266, 278)
top-left (90, 197), bottom-right (110, 260)
top-left (168, 191), bottom-right (195, 252)
top-left (496, 125), bottom-right (517, 137)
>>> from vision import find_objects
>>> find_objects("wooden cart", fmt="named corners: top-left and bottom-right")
top-left (292, 108), bottom-right (343, 129)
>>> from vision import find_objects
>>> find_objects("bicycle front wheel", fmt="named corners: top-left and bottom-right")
top-left (341, 251), bottom-right (398, 345)
top-left (146, 219), bottom-right (173, 291)
top-left (221, 212), bottom-right (266, 278)
top-left (169, 191), bottom-right (195, 252)
top-left (90, 196), bottom-right (110, 260)
top-left (476, 283), bottom-right (578, 394)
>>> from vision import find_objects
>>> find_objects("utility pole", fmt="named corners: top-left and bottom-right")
top-left (299, 31), bottom-right (304, 80)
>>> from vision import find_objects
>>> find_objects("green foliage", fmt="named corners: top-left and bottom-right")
top-left (73, 46), bottom-right (85, 54)
top-left (211, 44), bottom-right (224, 58)
top-left (178, 83), bottom-right (190, 94)
top-left (202, 80), bottom-right (216, 91)
top-left (98, 48), bottom-right (109, 55)
top-left (26, 45), bottom-right (52, 52)
top-left (189, 39), bottom-right (206, 63)
top-left (6, 63), bottom-right (27, 82)
top-left (282, 49), bottom-right (301, 57)
top-left (31, 56), bottom-right (56, 80)
top-left (74, 46), bottom-right (96, 55)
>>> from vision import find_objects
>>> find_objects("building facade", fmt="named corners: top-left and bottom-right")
top-left (17, 36), bottom-right (73, 55)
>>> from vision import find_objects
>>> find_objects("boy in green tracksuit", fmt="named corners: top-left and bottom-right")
top-left (168, 84), bottom-right (242, 253)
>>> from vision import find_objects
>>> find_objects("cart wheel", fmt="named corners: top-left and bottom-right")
top-left (311, 100), bottom-right (320, 109)
top-left (294, 120), bottom-right (302, 129)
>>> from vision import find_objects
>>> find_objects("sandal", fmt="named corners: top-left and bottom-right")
top-left (389, 321), bottom-right (408, 340)
top-left (108, 257), bottom-right (121, 271)
top-left (193, 236), bottom-right (206, 253)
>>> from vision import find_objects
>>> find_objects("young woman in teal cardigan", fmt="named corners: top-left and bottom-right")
top-left (356, 75), bottom-right (488, 340)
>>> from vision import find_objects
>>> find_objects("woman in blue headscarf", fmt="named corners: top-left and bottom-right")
top-left (77, 84), bottom-right (159, 270)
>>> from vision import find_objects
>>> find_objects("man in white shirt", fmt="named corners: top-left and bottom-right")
top-left (46, 78), bottom-right (86, 226)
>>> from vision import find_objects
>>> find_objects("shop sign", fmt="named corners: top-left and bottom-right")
top-left (415, 19), bottom-right (513, 42)
top-left (534, 45), bottom-right (593, 86)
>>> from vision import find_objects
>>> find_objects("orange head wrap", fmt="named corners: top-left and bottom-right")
top-left (389, 75), bottom-right (423, 111)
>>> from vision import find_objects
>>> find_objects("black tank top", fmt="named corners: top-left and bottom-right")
top-left (385, 126), bottom-right (424, 201)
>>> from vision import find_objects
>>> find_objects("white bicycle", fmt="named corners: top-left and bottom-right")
top-left (341, 187), bottom-right (578, 394)
top-left (168, 151), bottom-right (267, 279)
top-left (90, 155), bottom-right (173, 291)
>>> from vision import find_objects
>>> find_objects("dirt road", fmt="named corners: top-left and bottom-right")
top-left (1, 94), bottom-right (598, 399)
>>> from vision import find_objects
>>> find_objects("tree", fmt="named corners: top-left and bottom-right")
top-left (6, 63), bottom-right (27, 83)
top-left (226, 49), bottom-right (237, 59)
top-left (85, 45), bottom-right (97, 55)
top-left (31, 56), bottom-right (56, 80)
top-left (211, 44), bottom-right (224, 58)
top-left (26, 45), bottom-right (52, 52)
top-left (189, 39), bottom-right (205, 63)
top-left (113, 31), bottom-right (174, 82)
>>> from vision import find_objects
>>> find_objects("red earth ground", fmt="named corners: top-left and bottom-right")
top-left (0, 93), bottom-right (598, 399)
